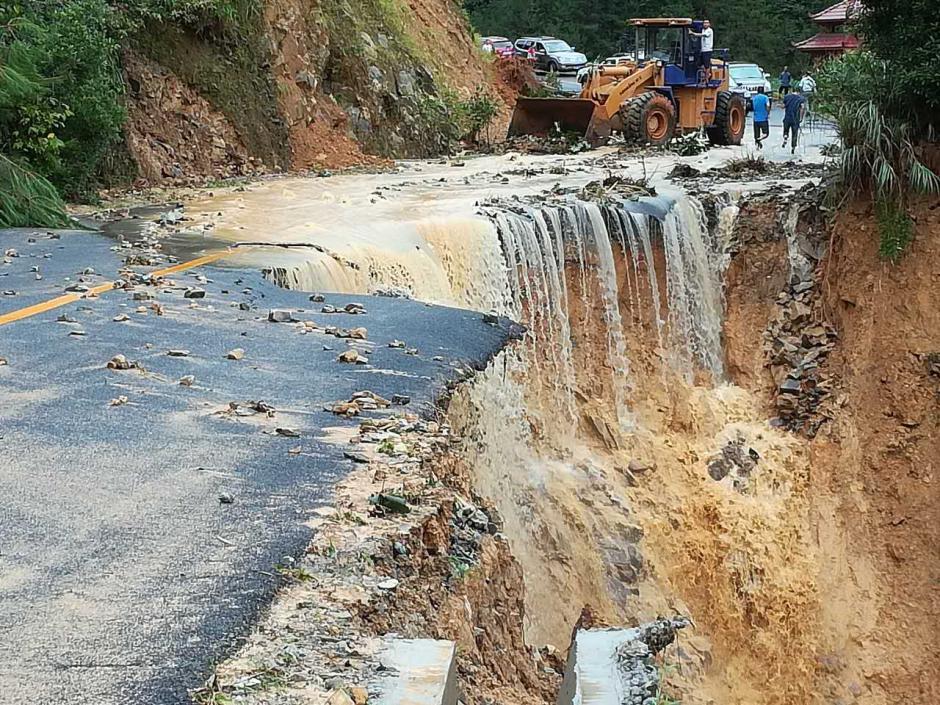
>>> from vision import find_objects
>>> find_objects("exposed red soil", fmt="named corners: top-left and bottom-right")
top-left (808, 198), bottom-right (940, 705)
top-left (122, 51), bottom-right (259, 184)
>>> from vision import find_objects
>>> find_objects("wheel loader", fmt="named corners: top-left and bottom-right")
top-left (507, 18), bottom-right (747, 147)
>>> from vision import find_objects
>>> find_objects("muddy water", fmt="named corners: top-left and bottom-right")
top-left (177, 149), bottom-right (830, 704)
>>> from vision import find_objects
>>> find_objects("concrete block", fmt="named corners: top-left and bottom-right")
top-left (374, 638), bottom-right (458, 705)
top-left (556, 628), bottom-right (640, 705)
top-left (556, 618), bottom-right (688, 705)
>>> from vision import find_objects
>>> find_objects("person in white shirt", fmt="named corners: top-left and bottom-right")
top-left (799, 74), bottom-right (816, 111)
top-left (689, 20), bottom-right (714, 81)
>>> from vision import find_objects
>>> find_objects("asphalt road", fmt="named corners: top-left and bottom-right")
top-left (0, 228), bottom-right (511, 704)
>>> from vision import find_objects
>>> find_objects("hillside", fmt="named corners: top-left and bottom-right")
top-left (0, 0), bottom-right (505, 198)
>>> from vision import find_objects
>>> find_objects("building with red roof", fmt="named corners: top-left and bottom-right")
top-left (794, 1), bottom-right (863, 60)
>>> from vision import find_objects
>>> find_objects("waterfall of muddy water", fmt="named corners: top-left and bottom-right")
top-left (447, 192), bottom-right (820, 705)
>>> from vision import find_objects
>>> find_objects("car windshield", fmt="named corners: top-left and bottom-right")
top-left (543, 40), bottom-right (573, 52)
top-left (494, 41), bottom-right (512, 50)
top-left (731, 65), bottom-right (764, 80)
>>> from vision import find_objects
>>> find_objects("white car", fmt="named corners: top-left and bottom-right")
top-left (728, 62), bottom-right (772, 108)
top-left (576, 54), bottom-right (635, 83)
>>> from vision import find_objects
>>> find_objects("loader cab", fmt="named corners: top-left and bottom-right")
top-left (629, 18), bottom-right (724, 87)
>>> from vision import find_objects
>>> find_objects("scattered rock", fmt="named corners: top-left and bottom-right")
top-left (167, 349), bottom-right (190, 357)
top-left (390, 394), bottom-right (410, 405)
top-left (107, 354), bottom-right (140, 370)
top-left (57, 314), bottom-right (77, 323)
top-left (388, 339), bottom-right (405, 348)
top-left (369, 492), bottom-right (410, 514)
top-left (268, 309), bottom-right (295, 323)
top-left (0, 357), bottom-right (7, 366)
top-left (326, 689), bottom-right (355, 705)
top-left (309, 294), bottom-right (325, 302)
top-left (276, 427), bottom-right (300, 437)
top-left (377, 578), bottom-right (399, 590)
top-left (344, 450), bottom-right (370, 464)
top-left (179, 375), bottom-right (195, 387)
top-left (183, 288), bottom-right (206, 299)
top-left (68, 330), bottom-right (86, 337)
top-left (109, 395), bottom-right (129, 406)
top-left (65, 283), bottom-right (90, 293)
top-left (219, 493), bottom-right (234, 504)
top-left (228, 400), bottom-right (276, 417)
top-left (112, 314), bottom-right (130, 322)
top-left (133, 291), bottom-right (153, 301)
top-left (331, 401), bottom-right (361, 417)
top-left (338, 349), bottom-right (368, 364)
top-left (344, 302), bottom-right (366, 314)
top-left (226, 348), bottom-right (245, 360)
top-left (628, 459), bottom-right (654, 474)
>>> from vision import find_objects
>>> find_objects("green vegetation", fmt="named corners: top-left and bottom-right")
top-left (0, 0), bottom-right (281, 224)
top-left (816, 2), bottom-right (940, 262)
top-left (465, 0), bottom-right (819, 72)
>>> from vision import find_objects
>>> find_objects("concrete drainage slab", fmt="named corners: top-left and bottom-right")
top-left (373, 638), bottom-right (459, 705)
top-left (556, 618), bottom-right (688, 705)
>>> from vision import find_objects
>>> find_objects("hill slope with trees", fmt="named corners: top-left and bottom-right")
top-left (466, 0), bottom-right (820, 72)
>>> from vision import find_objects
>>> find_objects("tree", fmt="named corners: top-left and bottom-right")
top-left (466, 0), bottom-right (819, 72)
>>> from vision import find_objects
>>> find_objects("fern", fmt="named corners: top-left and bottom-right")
top-left (0, 154), bottom-right (70, 228)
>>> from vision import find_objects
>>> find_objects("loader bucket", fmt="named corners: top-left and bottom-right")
top-left (507, 97), bottom-right (611, 147)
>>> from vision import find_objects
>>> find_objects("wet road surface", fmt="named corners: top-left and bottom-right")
top-left (0, 228), bottom-right (510, 704)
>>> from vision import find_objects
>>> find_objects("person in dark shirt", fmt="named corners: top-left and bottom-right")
top-left (779, 66), bottom-right (792, 96)
top-left (751, 86), bottom-right (771, 148)
top-left (781, 87), bottom-right (806, 154)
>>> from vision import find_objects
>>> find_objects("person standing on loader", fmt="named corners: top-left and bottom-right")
top-left (752, 86), bottom-right (771, 148)
top-left (781, 85), bottom-right (806, 154)
top-left (689, 19), bottom-right (714, 82)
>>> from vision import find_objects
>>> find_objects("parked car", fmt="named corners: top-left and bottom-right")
top-left (480, 36), bottom-right (515, 59)
top-left (728, 62), bottom-right (772, 109)
top-left (576, 53), bottom-right (634, 82)
top-left (514, 36), bottom-right (587, 72)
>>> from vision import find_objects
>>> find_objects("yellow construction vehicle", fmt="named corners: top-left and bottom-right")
top-left (508, 18), bottom-right (747, 147)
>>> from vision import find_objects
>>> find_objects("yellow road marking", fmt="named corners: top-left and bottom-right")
top-left (0, 248), bottom-right (234, 328)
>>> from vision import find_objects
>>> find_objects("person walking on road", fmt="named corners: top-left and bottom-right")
top-left (752, 86), bottom-right (771, 149)
top-left (781, 86), bottom-right (807, 154)
top-left (779, 66), bottom-right (791, 95)
top-left (689, 20), bottom-right (714, 82)
top-left (799, 73), bottom-right (816, 112)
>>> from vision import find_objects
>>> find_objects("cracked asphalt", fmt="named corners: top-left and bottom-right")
top-left (0, 227), bottom-right (510, 705)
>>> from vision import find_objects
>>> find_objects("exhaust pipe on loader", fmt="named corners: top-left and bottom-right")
top-left (507, 97), bottom-right (612, 147)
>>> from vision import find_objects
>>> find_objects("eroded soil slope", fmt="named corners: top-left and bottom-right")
top-left (808, 200), bottom-right (939, 705)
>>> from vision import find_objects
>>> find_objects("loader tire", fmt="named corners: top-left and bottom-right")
top-left (707, 91), bottom-right (746, 145)
top-left (621, 92), bottom-right (676, 146)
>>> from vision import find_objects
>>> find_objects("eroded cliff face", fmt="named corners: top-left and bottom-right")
top-left (121, 0), bottom-right (499, 183)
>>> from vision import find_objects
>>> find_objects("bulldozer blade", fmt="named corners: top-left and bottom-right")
top-left (507, 97), bottom-right (611, 147)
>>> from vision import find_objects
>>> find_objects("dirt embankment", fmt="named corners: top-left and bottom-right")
top-left (722, 195), bottom-right (940, 705)
top-left (121, 0), bottom-right (513, 186)
top-left (808, 200), bottom-right (940, 705)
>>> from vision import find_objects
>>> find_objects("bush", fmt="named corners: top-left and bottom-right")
top-left (1, 2), bottom-right (126, 200)
top-left (817, 51), bottom-right (939, 261)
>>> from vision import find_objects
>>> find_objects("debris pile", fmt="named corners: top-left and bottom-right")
top-left (615, 617), bottom-right (690, 705)
top-left (707, 435), bottom-right (760, 491)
